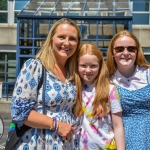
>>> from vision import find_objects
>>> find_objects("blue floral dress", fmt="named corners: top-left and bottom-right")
top-left (116, 69), bottom-right (150, 150)
top-left (11, 59), bottom-right (79, 150)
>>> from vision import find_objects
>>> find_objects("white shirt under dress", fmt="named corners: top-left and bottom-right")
top-left (111, 65), bottom-right (149, 90)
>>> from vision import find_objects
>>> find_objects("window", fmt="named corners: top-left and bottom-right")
top-left (132, 0), bottom-right (150, 24)
top-left (0, 53), bottom-right (16, 82)
top-left (14, 0), bottom-right (29, 23)
top-left (0, 0), bottom-right (7, 23)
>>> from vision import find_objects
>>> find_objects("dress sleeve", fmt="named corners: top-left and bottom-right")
top-left (109, 84), bottom-right (122, 114)
top-left (11, 58), bottom-right (43, 127)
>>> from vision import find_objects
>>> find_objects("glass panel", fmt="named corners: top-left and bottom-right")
top-left (20, 48), bottom-right (32, 55)
top-left (34, 20), bottom-right (50, 38)
top-left (19, 39), bottom-right (33, 46)
top-left (82, 40), bottom-right (97, 47)
top-left (36, 9), bottom-right (52, 16)
top-left (84, 11), bottom-right (99, 16)
top-left (35, 48), bottom-right (41, 55)
top-left (20, 19), bottom-right (33, 38)
top-left (0, 63), bottom-right (5, 72)
top-left (15, 0), bottom-right (29, 10)
top-left (56, 2), bottom-right (71, 10)
top-left (0, 54), bottom-right (5, 61)
top-left (133, 1), bottom-right (149, 11)
top-left (0, 73), bottom-right (5, 81)
top-left (64, 11), bottom-right (81, 16)
top-left (19, 9), bottom-right (37, 15)
top-left (40, 2), bottom-right (55, 9)
top-left (0, 0), bottom-right (7, 10)
top-left (0, 13), bottom-right (7, 23)
top-left (20, 58), bottom-right (30, 69)
top-left (133, 14), bottom-right (149, 24)
top-left (85, 2), bottom-right (99, 10)
top-left (24, 2), bottom-right (40, 10)
top-left (14, 11), bottom-right (19, 23)
top-left (145, 55), bottom-right (150, 63)
top-left (115, 2), bottom-right (129, 9)
top-left (34, 39), bottom-right (45, 47)
top-left (0, 53), bottom-right (16, 83)
top-left (71, 2), bottom-right (84, 10)
top-left (8, 53), bottom-right (16, 60)
top-left (100, 2), bottom-right (113, 10)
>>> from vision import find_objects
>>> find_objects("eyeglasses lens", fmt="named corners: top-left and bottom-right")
top-left (114, 46), bottom-right (137, 53)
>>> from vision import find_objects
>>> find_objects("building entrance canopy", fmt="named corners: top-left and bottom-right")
top-left (19, 0), bottom-right (132, 17)
top-left (16, 0), bottom-right (132, 75)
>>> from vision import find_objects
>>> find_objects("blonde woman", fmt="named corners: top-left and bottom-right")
top-left (11, 18), bottom-right (81, 149)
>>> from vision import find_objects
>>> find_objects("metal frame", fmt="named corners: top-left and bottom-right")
top-left (16, 15), bottom-right (132, 75)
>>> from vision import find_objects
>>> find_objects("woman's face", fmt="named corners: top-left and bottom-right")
top-left (52, 24), bottom-right (79, 62)
top-left (78, 54), bottom-right (100, 85)
top-left (113, 36), bottom-right (137, 70)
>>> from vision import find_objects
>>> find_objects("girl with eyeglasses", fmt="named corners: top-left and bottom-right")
top-left (106, 30), bottom-right (150, 150)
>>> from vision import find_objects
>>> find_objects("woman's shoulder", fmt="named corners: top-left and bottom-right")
top-left (22, 58), bottom-right (42, 70)
top-left (24, 58), bottom-right (42, 66)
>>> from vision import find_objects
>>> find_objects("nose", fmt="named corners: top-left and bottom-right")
top-left (123, 48), bottom-right (129, 54)
top-left (63, 38), bottom-right (70, 45)
top-left (85, 66), bottom-right (91, 72)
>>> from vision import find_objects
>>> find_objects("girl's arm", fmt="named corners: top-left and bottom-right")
top-left (111, 112), bottom-right (125, 150)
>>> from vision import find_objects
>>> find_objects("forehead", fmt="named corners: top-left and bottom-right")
top-left (79, 54), bottom-right (99, 62)
top-left (114, 36), bottom-right (136, 46)
top-left (55, 23), bottom-right (77, 32)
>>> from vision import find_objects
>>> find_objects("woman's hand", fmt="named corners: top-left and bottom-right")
top-left (57, 121), bottom-right (73, 141)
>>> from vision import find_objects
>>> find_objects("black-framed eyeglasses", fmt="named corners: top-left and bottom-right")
top-left (113, 46), bottom-right (137, 53)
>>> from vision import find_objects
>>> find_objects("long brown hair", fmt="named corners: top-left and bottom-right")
top-left (106, 30), bottom-right (149, 76)
top-left (74, 44), bottom-right (110, 117)
top-left (36, 18), bottom-right (81, 80)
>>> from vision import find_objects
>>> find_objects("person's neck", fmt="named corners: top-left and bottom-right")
top-left (118, 65), bottom-right (136, 78)
top-left (54, 63), bottom-right (66, 83)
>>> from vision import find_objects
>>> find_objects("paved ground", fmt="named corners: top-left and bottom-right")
top-left (0, 113), bottom-right (11, 150)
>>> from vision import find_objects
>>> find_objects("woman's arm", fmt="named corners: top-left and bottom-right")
top-left (111, 112), bottom-right (125, 150)
top-left (25, 110), bottom-right (73, 139)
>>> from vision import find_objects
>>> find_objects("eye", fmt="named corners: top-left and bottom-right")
top-left (81, 65), bottom-right (86, 68)
top-left (128, 46), bottom-right (137, 52)
top-left (114, 46), bottom-right (124, 53)
top-left (79, 64), bottom-right (86, 68)
top-left (58, 35), bottom-right (65, 39)
top-left (70, 37), bottom-right (77, 42)
top-left (91, 64), bottom-right (98, 68)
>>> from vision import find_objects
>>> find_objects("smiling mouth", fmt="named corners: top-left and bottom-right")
top-left (61, 48), bottom-right (70, 51)
top-left (121, 58), bottom-right (131, 61)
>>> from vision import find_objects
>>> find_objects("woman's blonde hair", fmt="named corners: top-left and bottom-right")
top-left (36, 18), bottom-right (81, 79)
top-left (74, 44), bottom-right (110, 117)
top-left (106, 30), bottom-right (149, 76)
